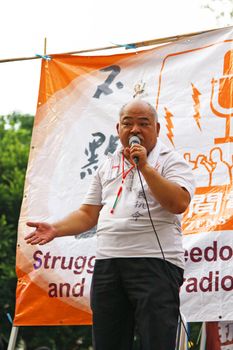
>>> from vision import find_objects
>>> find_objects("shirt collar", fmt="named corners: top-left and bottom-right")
top-left (109, 138), bottom-right (170, 172)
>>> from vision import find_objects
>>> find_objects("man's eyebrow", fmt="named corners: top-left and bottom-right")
top-left (120, 116), bottom-right (132, 122)
top-left (121, 116), bottom-right (150, 120)
top-left (138, 116), bottom-right (150, 120)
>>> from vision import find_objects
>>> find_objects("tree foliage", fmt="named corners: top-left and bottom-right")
top-left (203, 0), bottom-right (233, 25)
top-left (0, 113), bottom-right (34, 348)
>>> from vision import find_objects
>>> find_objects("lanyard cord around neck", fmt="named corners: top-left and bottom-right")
top-left (110, 152), bottom-right (135, 214)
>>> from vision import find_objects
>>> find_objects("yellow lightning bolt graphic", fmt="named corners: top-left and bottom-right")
top-left (164, 107), bottom-right (174, 146)
top-left (191, 83), bottom-right (202, 130)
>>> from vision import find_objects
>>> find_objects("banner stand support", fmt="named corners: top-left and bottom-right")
top-left (4, 323), bottom-right (192, 350)
top-left (7, 326), bottom-right (19, 350)
top-left (5, 325), bottom-right (186, 350)
top-left (176, 317), bottom-right (181, 350)
top-left (200, 322), bottom-right (206, 349)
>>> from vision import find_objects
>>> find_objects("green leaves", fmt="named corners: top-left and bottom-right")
top-left (0, 113), bottom-right (33, 347)
top-left (0, 113), bottom-right (33, 225)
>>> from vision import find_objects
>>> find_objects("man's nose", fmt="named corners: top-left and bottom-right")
top-left (131, 124), bottom-right (140, 134)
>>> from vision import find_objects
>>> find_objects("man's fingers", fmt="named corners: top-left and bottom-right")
top-left (25, 234), bottom-right (38, 243)
top-left (24, 222), bottom-right (54, 245)
top-left (24, 232), bottom-right (36, 240)
top-left (38, 239), bottom-right (48, 246)
top-left (26, 222), bottom-right (39, 228)
top-left (28, 236), bottom-right (44, 245)
top-left (25, 222), bottom-right (45, 240)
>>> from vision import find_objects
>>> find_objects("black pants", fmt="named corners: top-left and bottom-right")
top-left (91, 257), bottom-right (184, 350)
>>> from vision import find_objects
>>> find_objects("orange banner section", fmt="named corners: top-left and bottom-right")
top-left (182, 185), bottom-right (233, 234)
top-left (14, 270), bottom-right (91, 325)
top-left (37, 52), bottom-right (145, 108)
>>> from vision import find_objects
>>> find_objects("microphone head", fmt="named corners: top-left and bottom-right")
top-left (129, 135), bottom-right (141, 147)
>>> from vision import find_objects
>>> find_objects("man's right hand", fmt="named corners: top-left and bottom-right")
top-left (25, 222), bottom-right (57, 245)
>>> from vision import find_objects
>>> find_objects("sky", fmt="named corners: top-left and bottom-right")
top-left (0, 0), bottom-right (231, 116)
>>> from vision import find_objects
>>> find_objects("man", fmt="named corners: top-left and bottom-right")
top-left (25, 99), bottom-right (195, 350)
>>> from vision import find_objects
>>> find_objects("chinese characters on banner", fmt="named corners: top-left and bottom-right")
top-left (14, 26), bottom-right (233, 325)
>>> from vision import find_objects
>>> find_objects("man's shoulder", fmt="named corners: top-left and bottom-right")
top-left (157, 141), bottom-right (192, 173)
top-left (158, 141), bottom-right (183, 162)
top-left (96, 148), bottom-right (122, 179)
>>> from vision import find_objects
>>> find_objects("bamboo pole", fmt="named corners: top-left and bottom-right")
top-left (0, 26), bottom-right (229, 64)
top-left (7, 326), bottom-right (19, 350)
top-left (44, 37), bottom-right (47, 55)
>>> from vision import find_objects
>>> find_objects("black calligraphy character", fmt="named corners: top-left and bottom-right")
top-left (80, 132), bottom-right (106, 179)
top-left (131, 211), bottom-right (144, 221)
top-left (137, 190), bottom-right (145, 199)
top-left (93, 65), bottom-right (124, 99)
top-left (104, 135), bottom-right (119, 155)
top-left (135, 201), bottom-right (146, 210)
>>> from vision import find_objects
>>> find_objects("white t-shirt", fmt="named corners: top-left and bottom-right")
top-left (83, 139), bottom-right (196, 269)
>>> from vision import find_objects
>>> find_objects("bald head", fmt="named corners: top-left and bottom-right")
top-left (119, 99), bottom-right (158, 122)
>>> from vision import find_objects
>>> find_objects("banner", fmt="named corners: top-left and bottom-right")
top-left (14, 26), bottom-right (233, 325)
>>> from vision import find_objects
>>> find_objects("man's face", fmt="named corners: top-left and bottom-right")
top-left (117, 101), bottom-right (160, 154)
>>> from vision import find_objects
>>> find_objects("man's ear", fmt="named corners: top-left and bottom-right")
top-left (116, 123), bottom-right (120, 135)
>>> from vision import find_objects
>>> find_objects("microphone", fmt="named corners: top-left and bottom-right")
top-left (129, 135), bottom-right (141, 165)
top-left (210, 49), bottom-right (233, 144)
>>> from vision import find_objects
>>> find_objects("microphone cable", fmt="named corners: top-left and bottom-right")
top-left (136, 165), bottom-right (194, 349)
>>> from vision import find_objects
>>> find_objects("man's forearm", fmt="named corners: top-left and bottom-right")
top-left (140, 164), bottom-right (190, 214)
top-left (53, 204), bottom-right (102, 237)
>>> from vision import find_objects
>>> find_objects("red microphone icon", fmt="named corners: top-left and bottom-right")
top-left (210, 50), bottom-right (233, 144)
